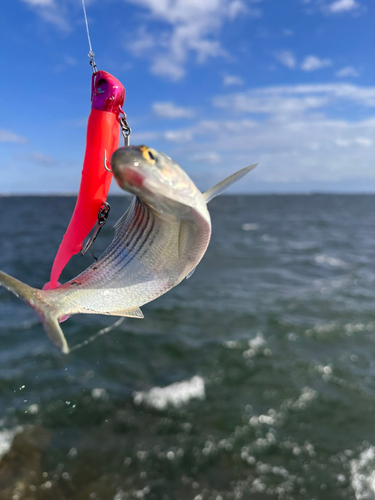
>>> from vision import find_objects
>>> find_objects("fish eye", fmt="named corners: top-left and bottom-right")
top-left (140, 146), bottom-right (156, 164)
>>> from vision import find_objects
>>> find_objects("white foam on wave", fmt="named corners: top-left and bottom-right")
top-left (0, 426), bottom-right (23, 460)
top-left (315, 254), bottom-right (348, 268)
top-left (243, 333), bottom-right (272, 358)
top-left (133, 376), bottom-right (205, 410)
top-left (350, 446), bottom-right (375, 499)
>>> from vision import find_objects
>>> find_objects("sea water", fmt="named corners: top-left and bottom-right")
top-left (1, 194), bottom-right (375, 499)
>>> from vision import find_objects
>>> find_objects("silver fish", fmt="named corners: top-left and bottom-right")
top-left (0, 146), bottom-right (257, 353)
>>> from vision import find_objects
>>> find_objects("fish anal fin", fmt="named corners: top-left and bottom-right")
top-left (178, 220), bottom-right (190, 258)
top-left (112, 306), bottom-right (144, 319)
top-left (203, 163), bottom-right (258, 203)
top-left (42, 313), bottom-right (70, 354)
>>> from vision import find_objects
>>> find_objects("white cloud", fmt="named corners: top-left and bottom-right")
top-left (27, 151), bottom-right (57, 167)
top-left (355, 137), bottom-right (372, 147)
top-left (213, 84), bottom-right (375, 113)
top-left (301, 55), bottom-right (332, 71)
top-left (125, 0), bottom-right (258, 80)
top-left (336, 66), bottom-right (359, 78)
top-left (130, 131), bottom-right (159, 143)
top-left (214, 92), bottom-right (328, 115)
top-left (223, 75), bottom-right (244, 86)
top-left (274, 50), bottom-right (296, 69)
top-left (152, 102), bottom-right (195, 118)
top-left (150, 58), bottom-right (186, 81)
top-left (328, 0), bottom-right (359, 13)
top-left (53, 55), bottom-right (77, 74)
top-left (0, 130), bottom-right (27, 144)
top-left (164, 130), bottom-right (193, 142)
top-left (190, 152), bottom-right (221, 163)
top-left (200, 119), bottom-right (257, 131)
top-left (335, 138), bottom-right (351, 147)
top-left (137, 83), bottom-right (375, 190)
top-left (127, 29), bottom-right (156, 56)
top-left (302, 0), bottom-right (362, 15)
top-left (21, 0), bottom-right (69, 30)
top-left (23, 0), bottom-right (54, 5)
top-left (334, 136), bottom-right (372, 148)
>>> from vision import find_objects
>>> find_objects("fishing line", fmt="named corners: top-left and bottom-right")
top-left (81, 0), bottom-right (97, 73)
top-left (70, 317), bottom-right (125, 352)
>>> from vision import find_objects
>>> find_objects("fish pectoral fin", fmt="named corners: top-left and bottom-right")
top-left (178, 220), bottom-right (190, 258)
top-left (203, 163), bottom-right (258, 203)
top-left (186, 266), bottom-right (197, 279)
top-left (112, 306), bottom-right (144, 319)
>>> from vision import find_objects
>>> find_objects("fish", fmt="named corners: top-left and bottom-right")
top-left (0, 146), bottom-right (257, 354)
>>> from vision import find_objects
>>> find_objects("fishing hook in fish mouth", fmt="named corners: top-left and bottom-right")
top-left (81, 202), bottom-right (111, 260)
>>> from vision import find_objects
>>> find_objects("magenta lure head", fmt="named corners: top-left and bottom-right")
top-left (91, 70), bottom-right (125, 116)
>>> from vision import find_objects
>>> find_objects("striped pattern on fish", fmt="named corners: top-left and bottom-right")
top-left (0, 145), bottom-right (257, 353)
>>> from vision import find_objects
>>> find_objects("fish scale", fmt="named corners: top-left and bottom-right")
top-left (0, 146), bottom-right (257, 353)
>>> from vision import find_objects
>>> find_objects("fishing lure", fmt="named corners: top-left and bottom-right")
top-left (44, 70), bottom-right (126, 290)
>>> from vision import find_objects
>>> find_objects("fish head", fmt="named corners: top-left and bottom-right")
top-left (111, 146), bottom-right (207, 216)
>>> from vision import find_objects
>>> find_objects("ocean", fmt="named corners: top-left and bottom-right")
top-left (1, 194), bottom-right (375, 500)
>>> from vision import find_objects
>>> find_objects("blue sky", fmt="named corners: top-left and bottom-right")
top-left (1, 0), bottom-right (374, 194)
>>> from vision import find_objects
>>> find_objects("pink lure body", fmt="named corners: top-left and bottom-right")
top-left (45, 71), bottom-right (125, 290)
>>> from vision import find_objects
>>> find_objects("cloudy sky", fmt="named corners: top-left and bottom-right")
top-left (0, 0), bottom-right (374, 194)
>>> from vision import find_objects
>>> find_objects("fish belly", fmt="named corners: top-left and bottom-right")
top-left (43, 199), bottom-right (210, 317)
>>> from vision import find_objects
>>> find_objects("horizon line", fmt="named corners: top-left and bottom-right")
top-left (1, 192), bottom-right (375, 197)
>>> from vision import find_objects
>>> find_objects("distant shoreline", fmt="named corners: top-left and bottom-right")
top-left (1, 192), bottom-right (375, 197)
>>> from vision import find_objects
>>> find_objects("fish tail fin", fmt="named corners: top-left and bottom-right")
top-left (203, 163), bottom-right (258, 203)
top-left (0, 270), bottom-right (69, 354)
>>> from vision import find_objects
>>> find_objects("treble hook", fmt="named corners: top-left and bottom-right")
top-left (81, 202), bottom-right (111, 260)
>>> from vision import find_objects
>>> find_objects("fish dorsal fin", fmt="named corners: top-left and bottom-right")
top-left (112, 306), bottom-right (144, 318)
top-left (113, 208), bottom-right (130, 233)
top-left (113, 197), bottom-right (137, 233)
top-left (203, 164), bottom-right (258, 203)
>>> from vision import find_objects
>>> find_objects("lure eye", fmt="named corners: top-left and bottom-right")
top-left (96, 78), bottom-right (108, 94)
top-left (148, 151), bottom-right (155, 161)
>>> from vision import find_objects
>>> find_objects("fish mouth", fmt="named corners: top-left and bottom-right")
top-left (111, 147), bottom-right (148, 192)
top-left (113, 166), bottom-right (145, 192)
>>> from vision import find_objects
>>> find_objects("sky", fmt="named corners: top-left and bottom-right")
top-left (0, 0), bottom-right (374, 194)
